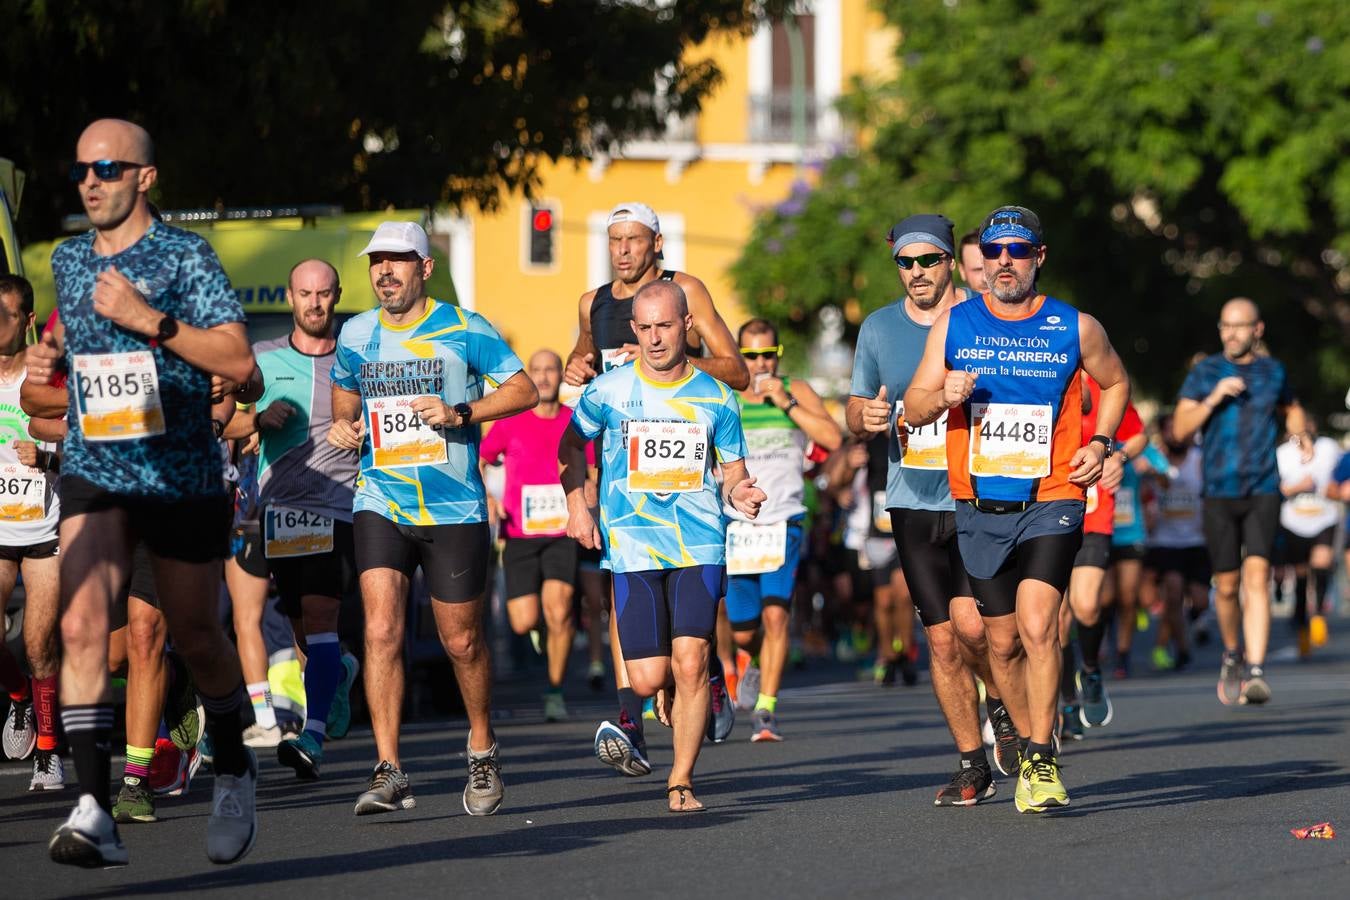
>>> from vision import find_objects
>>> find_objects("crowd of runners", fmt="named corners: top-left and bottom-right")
top-left (2, 118), bottom-right (1349, 865)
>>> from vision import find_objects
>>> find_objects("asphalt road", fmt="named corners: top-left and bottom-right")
top-left (4, 620), bottom-right (1350, 900)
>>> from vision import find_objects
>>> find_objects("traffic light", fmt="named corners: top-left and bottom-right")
top-left (528, 203), bottom-right (556, 266)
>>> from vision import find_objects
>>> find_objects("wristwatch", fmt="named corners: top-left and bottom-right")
top-left (1088, 434), bottom-right (1112, 454)
top-left (781, 397), bottom-right (800, 414)
top-left (211, 419), bottom-right (225, 439)
top-left (153, 315), bottom-right (179, 346)
top-left (453, 402), bottom-right (473, 427)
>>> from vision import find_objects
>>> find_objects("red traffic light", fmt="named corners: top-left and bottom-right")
top-left (532, 209), bottom-right (553, 232)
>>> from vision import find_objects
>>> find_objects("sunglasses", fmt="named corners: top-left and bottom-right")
top-left (895, 252), bottom-right (949, 270)
top-left (979, 241), bottom-right (1039, 260)
top-left (740, 345), bottom-right (782, 360)
top-left (69, 160), bottom-right (146, 183)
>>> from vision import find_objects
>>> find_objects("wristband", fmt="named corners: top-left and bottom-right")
top-left (1089, 434), bottom-right (1112, 454)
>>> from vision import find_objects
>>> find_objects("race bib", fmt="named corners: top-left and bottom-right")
top-left (626, 420), bottom-right (706, 494)
top-left (0, 463), bottom-right (47, 522)
top-left (1161, 490), bottom-right (1198, 520)
top-left (601, 348), bottom-right (633, 373)
top-left (366, 396), bottom-right (449, 469)
top-left (872, 490), bottom-right (893, 534)
top-left (969, 402), bottom-right (1052, 479)
top-left (264, 506), bottom-right (334, 559)
top-left (726, 520), bottom-right (787, 575)
top-left (1113, 487), bottom-right (1137, 528)
top-left (73, 351), bottom-right (165, 441)
top-left (896, 400), bottom-right (947, 470)
top-left (521, 483), bottom-right (568, 534)
top-left (1290, 492), bottom-right (1329, 518)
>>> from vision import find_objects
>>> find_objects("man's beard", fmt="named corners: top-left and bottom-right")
top-left (989, 265), bottom-right (1036, 302)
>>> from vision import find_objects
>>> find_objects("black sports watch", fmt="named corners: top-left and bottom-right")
top-left (453, 402), bottom-right (473, 427)
top-left (1088, 434), bottom-right (1112, 455)
top-left (153, 315), bottom-right (179, 346)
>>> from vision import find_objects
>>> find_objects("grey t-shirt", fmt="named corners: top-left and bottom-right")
top-left (849, 299), bottom-right (954, 513)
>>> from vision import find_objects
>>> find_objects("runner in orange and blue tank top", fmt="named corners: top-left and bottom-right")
top-left (903, 205), bottom-right (1131, 815)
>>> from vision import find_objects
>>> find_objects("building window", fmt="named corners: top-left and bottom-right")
top-left (749, 13), bottom-right (817, 143)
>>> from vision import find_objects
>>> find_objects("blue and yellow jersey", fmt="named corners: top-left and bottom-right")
top-left (332, 298), bottom-right (524, 525)
top-left (571, 361), bottom-right (746, 574)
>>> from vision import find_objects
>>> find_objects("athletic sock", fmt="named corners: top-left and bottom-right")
top-left (124, 744), bottom-right (154, 780)
top-left (299, 633), bottom-right (341, 744)
top-left (960, 746), bottom-right (990, 769)
top-left (618, 688), bottom-right (645, 736)
top-left (200, 684), bottom-right (249, 777)
top-left (1025, 740), bottom-right (1054, 760)
top-left (1312, 569), bottom-right (1331, 614)
top-left (0, 653), bottom-right (27, 697)
top-left (1060, 644), bottom-right (1077, 701)
top-left (33, 674), bottom-right (57, 752)
top-left (708, 652), bottom-right (725, 679)
top-left (62, 704), bottom-right (115, 812)
top-left (1077, 618), bottom-right (1105, 671)
top-left (247, 680), bottom-right (277, 730)
top-left (1293, 575), bottom-right (1309, 626)
top-left (754, 693), bottom-right (777, 714)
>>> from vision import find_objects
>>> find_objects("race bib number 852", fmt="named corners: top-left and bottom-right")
top-left (626, 420), bottom-right (707, 494)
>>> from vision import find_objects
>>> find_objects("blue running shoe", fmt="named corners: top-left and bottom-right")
top-left (1076, 670), bottom-right (1113, 728)
top-left (594, 714), bottom-right (651, 777)
top-left (707, 674), bottom-right (735, 744)
top-left (326, 652), bottom-right (360, 740)
top-left (277, 731), bottom-right (323, 780)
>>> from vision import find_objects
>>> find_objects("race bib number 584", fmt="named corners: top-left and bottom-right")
top-left (367, 396), bottom-right (449, 469)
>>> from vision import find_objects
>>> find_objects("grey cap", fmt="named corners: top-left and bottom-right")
top-left (886, 213), bottom-right (955, 258)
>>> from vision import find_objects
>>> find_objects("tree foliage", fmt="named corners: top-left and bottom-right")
top-left (2, 0), bottom-right (788, 240)
top-left (733, 0), bottom-right (1350, 416)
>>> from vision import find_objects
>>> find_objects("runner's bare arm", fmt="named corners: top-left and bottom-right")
top-left (222, 405), bottom-right (258, 441)
top-left (677, 274), bottom-right (750, 390)
top-left (466, 370), bottom-right (539, 424)
top-left (564, 289), bottom-right (600, 386)
top-left (327, 384), bottom-right (365, 450)
top-left (902, 312), bottom-right (969, 426)
top-left (846, 386), bottom-right (891, 440)
top-left (1071, 314), bottom-right (1131, 486)
top-left (26, 416), bottom-right (67, 443)
top-left (559, 425), bottom-right (601, 549)
top-left (787, 379), bottom-right (844, 451)
top-left (19, 380), bottom-right (69, 420)
top-left (233, 364), bottom-right (265, 405)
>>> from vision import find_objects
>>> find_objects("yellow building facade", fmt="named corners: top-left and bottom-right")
top-left (440, 1), bottom-right (896, 362)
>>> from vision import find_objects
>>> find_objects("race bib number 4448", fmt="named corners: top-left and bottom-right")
top-left (969, 402), bottom-right (1052, 479)
top-left (74, 352), bottom-right (165, 441)
top-left (626, 420), bottom-right (707, 494)
top-left (367, 396), bottom-right (449, 469)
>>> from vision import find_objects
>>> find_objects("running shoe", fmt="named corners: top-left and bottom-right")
top-left (1076, 669), bottom-right (1114, 728)
top-left (113, 776), bottom-right (157, 823)
top-left (900, 646), bottom-right (919, 687)
top-left (642, 697), bottom-right (657, 721)
top-left (1309, 614), bottom-right (1329, 648)
top-left (242, 723), bottom-right (283, 749)
top-left (1297, 626), bottom-right (1312, 660)
top-left (49, 794), bottom-right (128, 868)
top-left (1059, 705), bottom-right (1084, 742)
top-left (587, 659), bottom-right (606, 693)
top-left (543, 691), bottom-right (569, 723)
top-left (707, 674), bottom-right (735, 743)
top-left (736, 653), bottom-right (761, 711)
top-left (464, 738), bottom-right (504, 816)
top-left (164, 653), bottom-right (202, 752)
top-left (1151, 646), bottom-right (1175, 671)
top-left (3, 697), bottom-right (36, 760)
top-left (198, 731), bottom-right (215, 769)
top-left (277, 730), bottom-right (323, 780)
top-left (981, 715), bottom-right (995, 748)
top-left (593, 714), bottom-right (652, 777)
top-left (1112, 654), bottom-right (1132, 680)
top-left (149, 737), bottom-right (201, 797)
top-left (874, 660), bottom-right (897, 686)
top-left (354, 760), bottom-right (416, 815)
top-left (206, 748), bottom-right (257, 864)
top-left (326, 651), bottom-right (361, 740)
top-left (30, 749), bottom-right (65, 791)
top-left (989, 705), bottom-right (1021, 777)
top-left (1217, 651), bottom-right (1243, 706)
top-left (749, 708), bottom-right (783, 743)
top-left (934, 762), bottom-right (995, 807)
top-left (1239, 665), bottom-right (1271, 705)
top-left (1014, 752), bottom-right (1069, 813)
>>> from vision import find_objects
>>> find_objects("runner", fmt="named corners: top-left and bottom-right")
top-left (561, 278), bottom-right (763, 811)
top-left (1275, 419), bottom-right (1341, 656)
top-left (904, 205), bottom-right (1130, 814)
top-left (328, 220), bottom-right (537, 817)
top-left (0, 274), bottom-right (62, 790)
top-left (479, 349), bottom-right (594, 722)
top-left (564, 202), bottom-right (749, 772)
top-left (1146, 413), bottom-right (1210, 670)
top-left (230, 258), bottom-right (361, 778)
top-left (31, 118), bottom-right (259, 866)
top-left (955, 230), bottom-right (987, 298)
top-left (1172, 297), bottom-right (1306, 705)
top-left (725, 317), bottom-right (840, 741)
top-left (850, 213), bottom-right (1013, 803)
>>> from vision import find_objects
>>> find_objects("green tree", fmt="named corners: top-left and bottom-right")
top-left (1, 0), bottom-right (788, 240)
top-left (733, 0), bottom-right (1350, 416)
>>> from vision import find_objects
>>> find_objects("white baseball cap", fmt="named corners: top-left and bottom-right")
top-left (605, 202), bottom-right (660, 235)
top-left (358, 221), bottom-right (431, 259)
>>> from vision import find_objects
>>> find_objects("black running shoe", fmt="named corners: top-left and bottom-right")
top-left (934, 762), bottom-right (995, 807)
top-left (989, 705), bottom-right (1021, 776)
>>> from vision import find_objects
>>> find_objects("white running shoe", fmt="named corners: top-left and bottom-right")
top-left (49, 794), bottom-right (128, 868)
top-left (30, 750), bottom-right (65, 791)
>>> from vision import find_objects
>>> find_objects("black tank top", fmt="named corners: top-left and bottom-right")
top-left (589, 270), bottom-right (678, 354)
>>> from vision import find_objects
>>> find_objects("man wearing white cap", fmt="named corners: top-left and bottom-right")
top-left (565, 202), bottom-right (749, 777)
top-left (327, 221), bottom-right (539, 817)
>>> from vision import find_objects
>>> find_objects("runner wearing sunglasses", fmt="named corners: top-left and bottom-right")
top-left (725, 318), bottom-right (841, 741)
top-left (904, 205), bottom-right (1131, 814)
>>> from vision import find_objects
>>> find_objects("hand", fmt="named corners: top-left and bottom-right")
top-left (846, 441), bottom-right (868, 469)
top-left (861, 385), bottom-right (892, 434)
top-left (486, 494), bottom-right (504, 529)
top-left (565, 353), bottom-right (597, 387)
top-left (409, 396), bottom-right (456, 427)
top-left (566, 498), bottom-right (602, 549)
top-left (729, 475), bottom-right (767, 518)
top-left (257, 401), bottom-right (297, 431)
top-left (1068, 441), bottom-right (1108, 487)
top-left (1208, 376), bottom-right (1246, 405)
top-left (1098, 451), bottom-right (1126, 491)
top-left (91, 266), bottom-right (157, 333)
top-left (942, 371), bottom-right (978, 408)
top-left (327, 417), bottom-right (366, 450)
top-left (13, 441), bottom-right (39, 468)
top-left (26, 331), bottom-right (61, 387)
top-left (240, 432), bottom-right (261, 456)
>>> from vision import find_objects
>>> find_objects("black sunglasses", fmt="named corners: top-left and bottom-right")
top-left (69, 160), bottom-right (146, 183)
top-left (979, 241), bottom-right (1038, 260)
top-left (895, 252), bottom-right (949, 270)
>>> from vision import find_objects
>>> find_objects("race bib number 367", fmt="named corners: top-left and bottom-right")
top-left (969, 402), bottom-right (1052, 479)
top-left (0, 463), bottom-right (47, 522)
top-left (626, 420), bottom-right (707, 494)
top-left (367, 396), bottom-right (449, 469)
top-left (74, 352), bottom-right (165, 441)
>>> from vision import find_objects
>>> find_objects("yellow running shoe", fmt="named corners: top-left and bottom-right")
top-left (1015, 752), bottom-right (1069, 813)
top-left (1309, 614), bottom-right (1329, 648)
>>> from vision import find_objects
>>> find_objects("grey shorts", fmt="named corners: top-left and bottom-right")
top-left (955, 499), bottom-right (1086, 581)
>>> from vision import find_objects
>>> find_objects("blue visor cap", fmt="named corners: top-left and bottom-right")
top-left (979, 205), bottom-right (1044, 245)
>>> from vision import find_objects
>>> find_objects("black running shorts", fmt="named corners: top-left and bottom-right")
top-left (354, 511), bottom-right (489, 603)
top-left (503, 536), bottom-right (578, 600)
top-left (1202, 494), bottom-right (1280, 572)
top-left (890, 508), bottom-right (973, 628)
